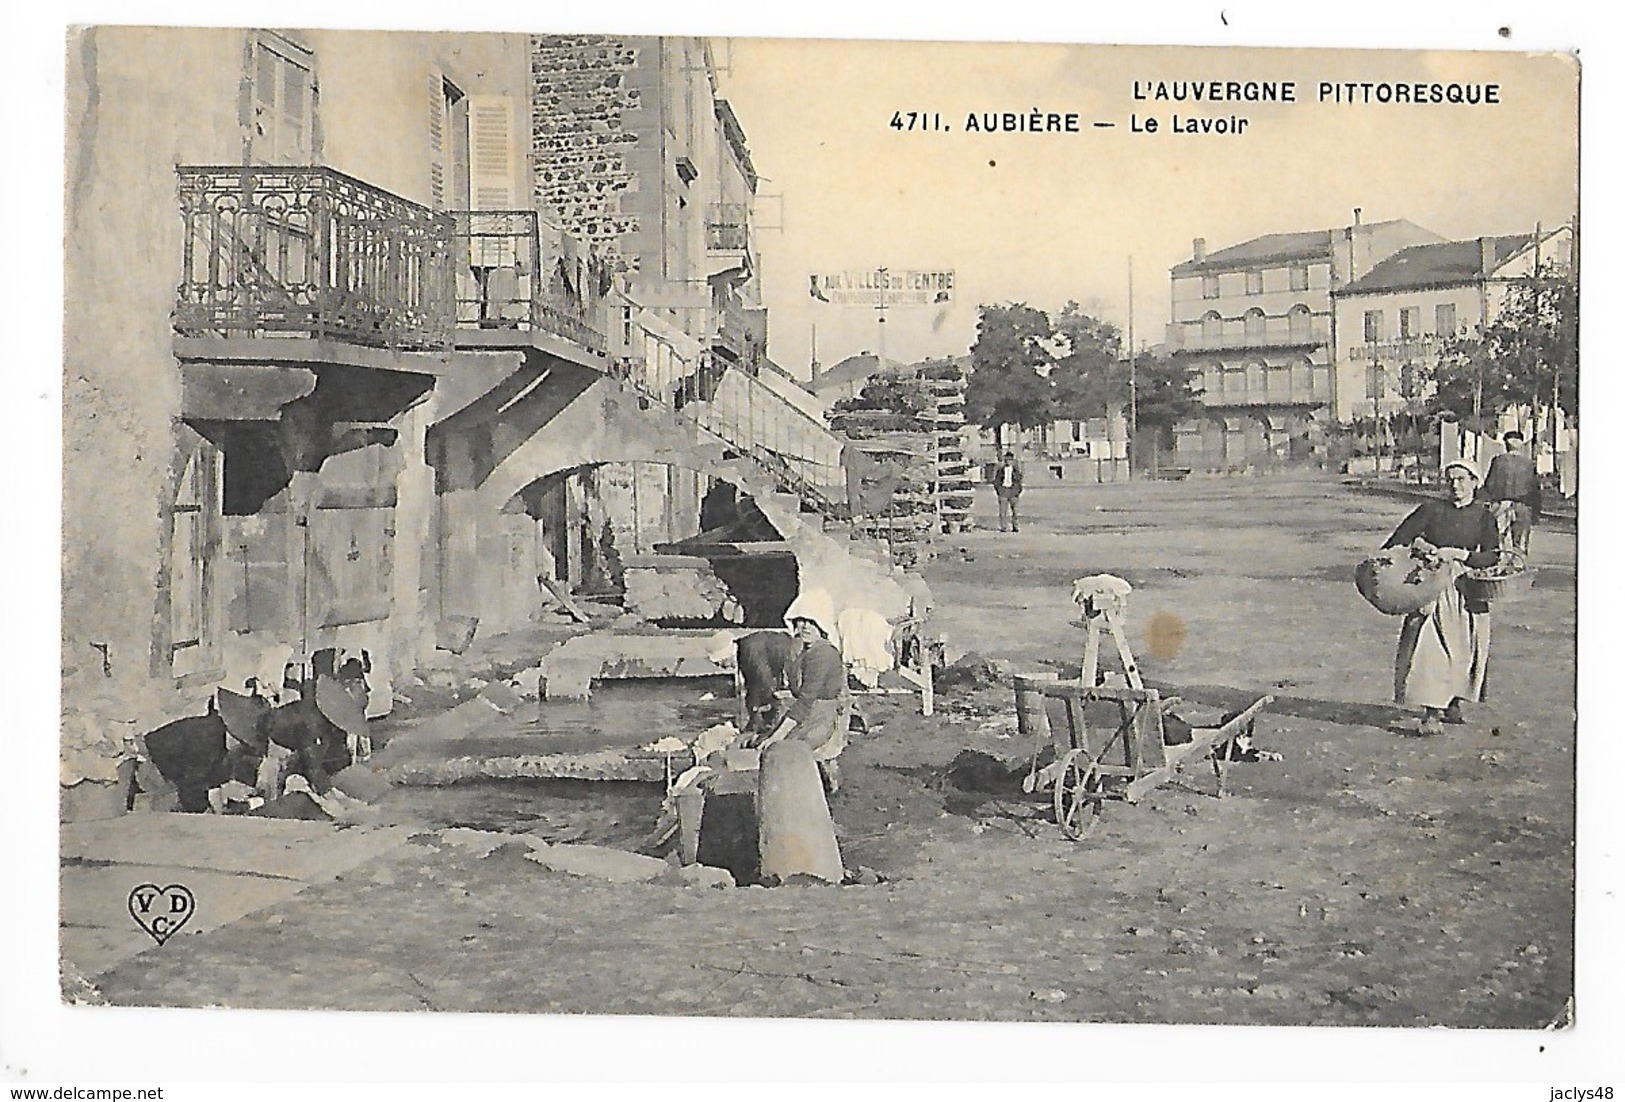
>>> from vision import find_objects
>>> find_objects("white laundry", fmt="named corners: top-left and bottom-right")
top-left (836, 607), bottom-right (896, 686)
top-left (692, 721), bottom-right (741, 758)
top-left (1071, 574), bottom-right (1133, 615)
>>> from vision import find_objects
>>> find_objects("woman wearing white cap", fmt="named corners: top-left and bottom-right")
top-left (1381, 460), bottom-right (1501, 736)
top-left (749, 588), bottom-right (848, 790)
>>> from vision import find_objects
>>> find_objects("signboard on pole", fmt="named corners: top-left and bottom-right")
top-left (809, 269), bottom-right (954, 306)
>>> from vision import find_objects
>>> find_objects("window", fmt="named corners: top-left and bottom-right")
top-left (1246, 270), bottom-right (1264, 295)
top-left (1246, 362), bottom-right (1267, 393)
top-left (1365, 362), bottom-right (1387, 401)
top-left (1363, 310), bottom-right (1384, 343)
top-left (1290, 265), bottom-right (1310, 292)
top-left (1200, 311), bottom-right (1222, 340)
top-left (1400, 363), bottom-right (1419, 400)
top-left (1202, 275), bottom-right (1220, 300)
top-left (251, 34), bottom-right (315, 165)
top-left (1435, 302), bottom-right (1458, 337)
top-left (1399, 306), bottom-right (1420, 340)
top-left (1292, 359), bottom-right (1315, 392)
top-left (1287, 304), bottom-right (1312, 341)
top-left (1244, 308), bottom-right (1266, 340)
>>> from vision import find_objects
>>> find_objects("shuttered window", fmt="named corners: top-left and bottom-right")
top-left (428, 72), bottom-right (470, 211)
top-left (469, 96), bottom-right (516, 210)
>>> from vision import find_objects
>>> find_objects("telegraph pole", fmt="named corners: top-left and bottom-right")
top-left (875, 267), bottom-right (889, 363)
top-left (1128, 256), bottom-right (1138, 478)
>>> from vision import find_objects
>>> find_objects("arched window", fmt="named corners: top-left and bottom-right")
top-left (1244, 308), bottom-right (1266, 341)
top-left (1246, 361), bottom-right (1267, 393)
top-left (1292, 358), bottom-right (1314, 392)
top-left (1288, 304), bottom-right (1312, 342)
top-left (1201, 311), bottom-right (1222, 340)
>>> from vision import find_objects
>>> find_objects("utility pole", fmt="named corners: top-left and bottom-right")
top-left (1532, 222), bottom-right (1559, 477)
top-left (875, 267), bottom-right (889, 364)
top-left (1128, 256), bottom-right (1138, 479)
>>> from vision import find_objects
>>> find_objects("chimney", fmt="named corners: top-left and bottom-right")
top-left (1353, 207), bottom-right (1363, 226)
top-left (1192, 237), bottom-right (1207, 261)
top-left (1479, 236), bottom-right (1495, 276)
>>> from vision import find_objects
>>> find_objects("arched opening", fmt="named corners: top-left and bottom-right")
top-left (500, 462), bottom-right (800, 630)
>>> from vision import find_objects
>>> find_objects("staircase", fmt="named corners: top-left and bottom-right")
top-left (605, 356), bottom-right (918, 618)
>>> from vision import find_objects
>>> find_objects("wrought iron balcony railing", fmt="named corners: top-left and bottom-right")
top-left (1170, 320), bottom-right (1329, 352)
top-left (1202, 383), bottom-right (1333, 407)
top-left (175, 166), bottom-right (456, 351)
top-left (449, 210), bottom-right (607, 354)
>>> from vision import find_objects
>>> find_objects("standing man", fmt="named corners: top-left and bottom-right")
top-left (992, 450), bottom-right (1024, 533)
top-left (1480, 430), bottom-right (1541, 555)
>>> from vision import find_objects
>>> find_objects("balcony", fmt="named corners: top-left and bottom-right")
top-left (1170, 319), bottom-right (1329, 352)
top-left (706, 203), bottom-right (751, 255)
top-left (175, 166), bottom-right (455, 352)
top-left (1204, 383), bottom-right (1332, 408)
top-left (449, 210), bottom-right (607, 354)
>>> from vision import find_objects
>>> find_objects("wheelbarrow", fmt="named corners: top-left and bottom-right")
top-left (1014, 675), bottom-right (1274, 841)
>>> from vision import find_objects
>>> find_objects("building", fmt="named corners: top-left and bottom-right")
top-left (65, 27), bottom-right (559, 740)
top-left (1050, 409), bottom-right (1131, 482)
top-left (1330, 226), bottom-right (1575, 423)
top-left (63, 28), bottom-right (902, 767)
top-left (1164, 218), bottom-right (1443, 470)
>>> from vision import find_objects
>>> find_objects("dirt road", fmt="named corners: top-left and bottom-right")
top-left (92, 473), bottom-right (1577, 1027)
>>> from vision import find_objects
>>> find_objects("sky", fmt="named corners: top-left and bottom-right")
top-left (714, 39), bottom-right (1578, 377)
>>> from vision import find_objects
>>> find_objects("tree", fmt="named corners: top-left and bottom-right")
top-left (1131, 357), bottom-right (1204, 472)
top-left (1424, 258), bottom-right (1578, 432)
top-left (1049, 301), bottom-right (1126, 421)
top-left (965, 303), bottom-right (1055, 448)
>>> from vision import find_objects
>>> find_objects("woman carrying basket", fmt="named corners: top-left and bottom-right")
top-left (1381, 460), bottom-right (1501, 736)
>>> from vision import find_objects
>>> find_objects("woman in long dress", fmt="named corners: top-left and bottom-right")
top-left (1382, 460), bottom-right (1501, 736)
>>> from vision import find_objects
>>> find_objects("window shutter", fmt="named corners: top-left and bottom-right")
top-left (427, 68), bottom-right (447, 210)
top-left (469, 95), bottom-right (516, 211)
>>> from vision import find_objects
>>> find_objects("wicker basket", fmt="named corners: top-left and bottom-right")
top-left (1458, 551), bottom-right (1529, 603)
top-left (1354, 551), bottom-right (1453, 616)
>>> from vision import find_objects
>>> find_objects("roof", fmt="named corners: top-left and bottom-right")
top-left (809, 353), bottom-right (908, 394)
top-left (1171, 219), bottom-right (1417, 275)
top-left (1172, 228), bottom-right (1336, 275)
top-left (1338, 234), bottom-right (1536, 295)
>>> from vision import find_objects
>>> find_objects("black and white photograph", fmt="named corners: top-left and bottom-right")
top-left (9, 2), bottom-right (1619, 1092)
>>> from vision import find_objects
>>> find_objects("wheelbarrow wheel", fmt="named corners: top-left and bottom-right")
top-left (1054, 749), bottom-right (1106, 841)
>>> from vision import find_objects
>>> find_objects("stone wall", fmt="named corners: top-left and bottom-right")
top-left (529, 35), bottom-right (647, 271)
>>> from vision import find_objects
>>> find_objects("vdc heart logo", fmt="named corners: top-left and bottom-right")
top-left (127, 883), bottom-right (196, 946)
